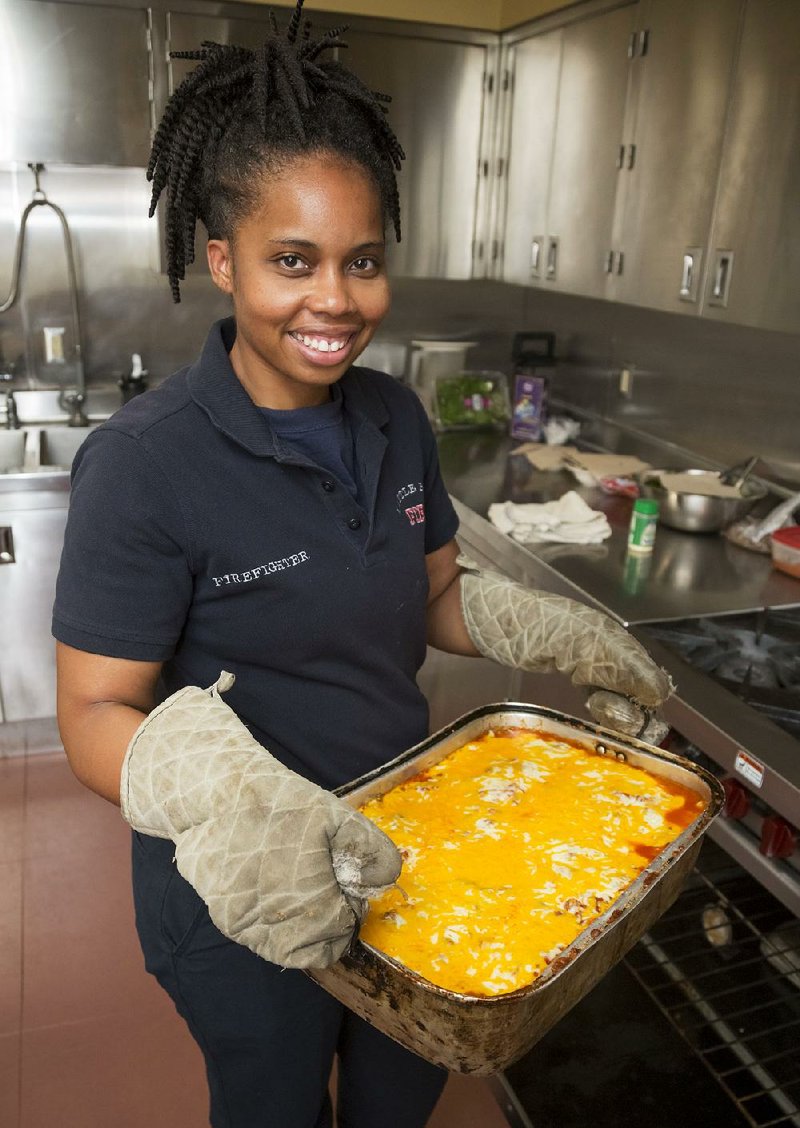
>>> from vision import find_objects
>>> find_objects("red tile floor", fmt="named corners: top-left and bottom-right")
top-left (0, 751), bottom-right (509, 1128)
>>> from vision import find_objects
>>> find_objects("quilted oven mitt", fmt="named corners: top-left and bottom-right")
top-left (120, 672), bottom-right (401, 969)
top-left (458, 557), bottom-right (673, 741)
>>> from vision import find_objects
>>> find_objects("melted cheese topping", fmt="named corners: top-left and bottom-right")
top-left (359, 728), bottom-right (705, 997)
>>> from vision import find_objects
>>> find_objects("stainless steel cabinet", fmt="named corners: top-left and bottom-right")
top-left (502, 6), bottom-right (635, 297)
top-left (547, 6), bottom-right (635, 299)
top-left (0, 489), bottom-right (69, 722)
top-left (609, 0), bottom-right (743, 313)
top-left (343, 32), bottom-right (487, 280)
top-left (168, 15), bottom-right (487, 280)
top-left (701, 0), bottom-right (800, 333)
top-left (502, 30), bottom-right (562, 286)
top-left (0, 0), bottom-right (151, 167)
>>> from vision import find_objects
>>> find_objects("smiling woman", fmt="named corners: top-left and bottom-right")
top-left (51, 2), bottom-right (672, 1126)
top-left (51, 3), bottom-right (466, 1126)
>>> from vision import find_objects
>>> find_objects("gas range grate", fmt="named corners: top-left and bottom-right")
top-left (643, 610), bottom-right (800, 739)
top-left (625, 843), bottom-right (800, 1127)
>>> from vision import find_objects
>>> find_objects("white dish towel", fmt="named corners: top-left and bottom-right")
top-left (488, 490), bottom-right (612, 545)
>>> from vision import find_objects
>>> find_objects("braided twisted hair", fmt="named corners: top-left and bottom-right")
top-left (147, 0), bottom-right (405, 301)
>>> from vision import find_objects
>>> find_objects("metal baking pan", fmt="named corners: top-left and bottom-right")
top-left (309, 703), bottom-right (724, 1075)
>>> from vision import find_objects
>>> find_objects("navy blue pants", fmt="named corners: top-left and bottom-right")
top-left (131, 832), bottom-right (447, 1128)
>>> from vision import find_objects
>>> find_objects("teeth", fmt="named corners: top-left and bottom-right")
top-left (294, 333), bottom-right (348, 354)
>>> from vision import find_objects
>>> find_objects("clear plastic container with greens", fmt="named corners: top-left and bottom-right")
top-left (432, 370), bottom-right (511, 432)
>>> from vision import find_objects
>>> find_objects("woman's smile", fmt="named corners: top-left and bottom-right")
top-left (207, 154), bottom-right (391, 409)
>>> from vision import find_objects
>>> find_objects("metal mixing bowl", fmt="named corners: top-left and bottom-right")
top-left (638, 468), bottom-right (768, 533)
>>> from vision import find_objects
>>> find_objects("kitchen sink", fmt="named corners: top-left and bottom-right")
top-left (39, 426), bottom-right (95, 469)
top-left (0, 432), bottom-right (26, 472)
top-left (0, 425), bottom-right (96, 476)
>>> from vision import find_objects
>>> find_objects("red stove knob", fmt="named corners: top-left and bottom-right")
top-left (722, 777), bottom-right (750, 820)
top-left (759, 815), bottom-right (797, 859)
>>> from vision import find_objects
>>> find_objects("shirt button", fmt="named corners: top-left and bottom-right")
top-left (321, 479), bottom-right (335, 492)
top-left (347, 517), bottom-right (362, 530)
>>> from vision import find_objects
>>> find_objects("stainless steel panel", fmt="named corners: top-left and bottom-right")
top-left (610, 0), bottom-right (743, 313)
top-left (0, 500), bottom-right (68, 721)
top-left (501, 29), bottom-right (562, 286)
top-left (0, 0), bottom-right (151, 167)
top-left (702, 0), bottom-right (800, 333)
top-left (344, 31), bottom-right (486, 280)
top-left (545, 5), bottom-right (635, 299)
top-left (0, 164), bottom-right (163, 386)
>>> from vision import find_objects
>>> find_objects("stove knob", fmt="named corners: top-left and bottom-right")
top-left (759, 815), bottom-right (797, 859)
top-left (722, 777), bottom-right (750, 820)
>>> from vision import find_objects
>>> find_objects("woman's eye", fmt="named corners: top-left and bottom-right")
top-left (276, 254), bottom-right (307, 270)
top-left (351, 257), bottom-right (380, 274)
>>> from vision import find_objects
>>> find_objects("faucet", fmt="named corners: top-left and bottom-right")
top-left (0, 370), bottom-right (19, 430)
top-left (119, 353), bottom-right (149, 405)
top-left (1, 164), bottom-right (88, 425)
top-left (61, 388), bottom-right (88, 428)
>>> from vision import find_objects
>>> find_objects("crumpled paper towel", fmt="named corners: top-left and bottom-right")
top-left (513, 443), bottom-right (650, 483)
top-left (488, 490), bottom-right (612, 545)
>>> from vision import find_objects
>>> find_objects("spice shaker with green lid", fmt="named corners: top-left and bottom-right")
top-left (628, 498), bottom-right (659, 554)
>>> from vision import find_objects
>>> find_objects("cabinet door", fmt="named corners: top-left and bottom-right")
top-left (344, 32), bottom-right (487, 279)
top-left (610, 0), bottom-right (742, 312)
top-left (545, 5), bottom-right (635, 298)
top-left (702, 0), bottom-right (800, 333)
top-left (501, 30), bottom-right (563, 286)
top-left (0, 0), bottom-right (150, 166)
top-left (0, 502), bottom-right (67, 722)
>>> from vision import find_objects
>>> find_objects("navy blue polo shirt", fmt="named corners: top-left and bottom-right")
top-left (52, 318), bottom-right (459, 789)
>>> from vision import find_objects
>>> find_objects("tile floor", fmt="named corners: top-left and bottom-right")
top-left (1, 750), bottom-right (509, 1128)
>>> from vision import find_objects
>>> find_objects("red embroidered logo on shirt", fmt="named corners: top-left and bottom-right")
top-left (404, 503), bottom-right (425, 525)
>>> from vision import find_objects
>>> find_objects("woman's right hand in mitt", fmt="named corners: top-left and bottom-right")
top-left (120, 672), bottom-right (401, 969)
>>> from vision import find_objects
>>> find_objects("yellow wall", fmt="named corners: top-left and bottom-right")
top-left (262, 0), bottom-right (574, 32)
top-left (500, 0), bottom-right (576, 29)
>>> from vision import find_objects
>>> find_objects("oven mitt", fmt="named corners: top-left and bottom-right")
top-left (120, 671), bottom-right (401, 969)
top-left (458, 557), bottom-right (673, 738)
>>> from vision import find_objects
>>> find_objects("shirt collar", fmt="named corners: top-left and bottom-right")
top-left (186, 317), bottom-right (390, 457)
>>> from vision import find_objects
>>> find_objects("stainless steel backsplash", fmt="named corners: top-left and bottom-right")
top-left (2, 164), bottom-right (797, 475)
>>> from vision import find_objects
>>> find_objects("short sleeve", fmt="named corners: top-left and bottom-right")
top-left (409, 393), bottom-right (460, 554)
top-left (52, 428), bottom-right (194, 660)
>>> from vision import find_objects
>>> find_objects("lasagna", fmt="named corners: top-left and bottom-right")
top-left (358, 728), bottom-right (705, 997)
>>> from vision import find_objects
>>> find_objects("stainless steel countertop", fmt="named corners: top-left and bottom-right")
top-left (437, 431), bottom-right (800, 626)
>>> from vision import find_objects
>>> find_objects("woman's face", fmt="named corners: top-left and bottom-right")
top-left (207, 154), bottom-right (390, 409)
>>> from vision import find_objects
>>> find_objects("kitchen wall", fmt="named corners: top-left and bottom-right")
top-left (379, 280), bottom-right (800, 478)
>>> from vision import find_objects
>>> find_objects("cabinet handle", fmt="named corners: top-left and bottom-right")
top-left (637, 29), bottom-right (649, 56)
top-left (546, 237), bottom-right (559, 280)
top-left (679, 248), bottom-right (703, 302)
top-left (710, 250), bottom-right (734, 307)
top-left (530, 237), bottom-right (544, 277)
top-left (604, 250), bottom-right (615, 274)
top-left (617, 144), bottom-right (625, 169)
top-left (0, 527), bottom-right (14, 564)
top-left (627, 144), bottom-right (637, 169)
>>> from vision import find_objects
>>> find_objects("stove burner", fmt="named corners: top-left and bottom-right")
top-left (652, 621), bottom-right (800, 690)
top-left (644, 609), bottom-right (800, 740)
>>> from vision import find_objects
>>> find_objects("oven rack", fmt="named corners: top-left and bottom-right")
top-left (624, 843), bottom-right (800, 1128)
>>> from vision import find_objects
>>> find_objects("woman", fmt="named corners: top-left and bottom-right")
top-left (54, 6), bottom-right (670, 1126)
